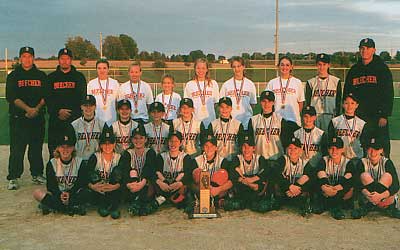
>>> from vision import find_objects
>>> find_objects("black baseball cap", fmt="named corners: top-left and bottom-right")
top-left (203, 134), bottom-right (217, 146)
top-left (240, 134), bottom-right (255, 147)
top-left (302, 106), bottom-right (316, 116)
top-left (328, 137), bottom-right (344, 149)
top-left (169, 130), bottom-right (183, 141)
top-left (344, 92), bottom-right (359, 103)
top-left (149, 102), bottom-right (165, 112)
top-left (359, 38), bottom-right (375, 48)
top-left (180, 98), bottom-right (194, 108)
top-left (218, 96), bottom-right (232, 107)
top-left (316, 53), bottom-right (330, 63)
top-left (56, 124), bottom-right (77, 146)
top-left (58, 48), bottom-right (73, 58)
top-left (117, 99), bottom-right (132, 109)
top-left (99, 125), bottom-right (116, 144)
top-left (366, 137), bottom-right (384, 150)
top-left (260, 90), bottom-right (275, 102)
top-left (81, 95), bottom-right (96, 106)
top-left (131, 125), bottom-right (147, 137)
top-left (288, 137), bottom-right (302, 148)
top-left (19, 46), bottom-right (34, 57)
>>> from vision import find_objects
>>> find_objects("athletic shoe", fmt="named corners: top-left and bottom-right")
top-left (32, 175), bottom-right (46, 185)
top-left (330, 208), bottom-right (345, 220)
top-left (71, 205), bottom-right (86, 216)
top-left (8, 179), bottom-right (19, 190)
top-left (97, 207), bottom-right (110, 217)
top-left (110, 209), bottom-right (121, 219)
top-left (38, 204), bottom-right (53, 215)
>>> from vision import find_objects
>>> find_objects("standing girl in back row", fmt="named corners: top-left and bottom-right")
top-left (266, 56), bottom-right (305, 127)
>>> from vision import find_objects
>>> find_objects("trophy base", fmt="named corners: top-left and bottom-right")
top-left (189, 206), bottom-right (220, 219)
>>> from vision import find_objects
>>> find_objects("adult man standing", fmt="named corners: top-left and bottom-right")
top-left (344, 38), bottom-right (394, 157)
top-left (6, 47), bottom-right (47, 190)
top-left (46, 48), bottom-right (87, 157)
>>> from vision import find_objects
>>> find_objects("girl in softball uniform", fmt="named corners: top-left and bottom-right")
top-left (266, 56), bottom-right (305, 126)
top-left (86, 126), bottom-right (125, 219)
top-left (220, 56), bottom-right (257, 129)
top-left (33, 125), bottom-right (87, 216)
top-left (72, 95), bottom-right (105, 162)
top-left (208, 97), bottom-right (244, 159)
top-left (155, 74), bottom-right (181, 126)
top-left (87, 59), bottom-right (119, 125)
top-left (124, 126), bottom-right (158, 216)
top-left (144, 102), bottom-right (172, 154)
top-left (172, 98), bottom-right (206, 156)
top-left (111, 99), bottom-right (139, 154)
top-left (118, 61), bottom-right (154, 124)
top-left (184, 58), bottom-right (219, 127)
top-left (305, 53), bottom-right (342, 132)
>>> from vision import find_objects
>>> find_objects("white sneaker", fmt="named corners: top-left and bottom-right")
top-left (155, 195), bottom-right (166, 206)
top-left (7, 179), bottom-right (19, 190)
top-left (32, 175), bottom-right (46, 185)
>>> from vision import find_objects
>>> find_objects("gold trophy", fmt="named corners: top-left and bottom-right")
top-left (190, 171), bottom-right (218, 219)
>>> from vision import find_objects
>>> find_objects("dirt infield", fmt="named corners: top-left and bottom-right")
top-left (1, 143), bottom-right (400, 250)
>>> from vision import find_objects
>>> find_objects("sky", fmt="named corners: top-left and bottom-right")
top-left (0, 0), bottom-right (399, 58)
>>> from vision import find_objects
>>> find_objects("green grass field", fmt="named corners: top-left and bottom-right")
top-left (0, 98), bottom-right (399, 145)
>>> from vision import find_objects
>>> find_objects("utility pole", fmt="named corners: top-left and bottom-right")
top-left (100, 32), bottom-right (103, 58)
top-left (274, 0), bottom-right (279, 76)
top-left (5, 48), bottom-right (8, 74)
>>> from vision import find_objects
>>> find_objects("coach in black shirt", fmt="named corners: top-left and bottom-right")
top-left (46, 48), bottom-right (86, 158)
top-left (6, 47), bottom-right (47, 190)
top-left (344, 38), bottom-right (394, 157)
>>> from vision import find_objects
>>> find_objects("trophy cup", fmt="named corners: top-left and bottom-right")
top-left (190, 170), bottom-right (218, 219)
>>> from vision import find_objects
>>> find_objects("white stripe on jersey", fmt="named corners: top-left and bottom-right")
top-left (111, 120), bottom-right (139, 154)
top-left (237, 154), bottom-right (262, 176)
top-left (307, 75), bottom-right (340, 115)
top-left (266, 76), bottom-right (305, 126)
top-left (87, 77), bottom-right (120, 125)
top-left (251, 113), bottom-right (283, 160)
top-left (173, 118), bottom-right (201, 156)
top-left (322, 156), bottom-right (350, 185)
top-left (220, 77), bottom-right (257, 129)
top-left (194, 154), bottom-right (225, 175)
top-left (118, 80), bottom-right (154, 121)
top-left (332, 115), bottom-right (365, 159)
top-left (72, 117), bottom-right (105, 160)
top-left (184, 79), bottom-right (219, 127)
top-left (50, 157), bottom-right (84, 192)
top-left (144, 122), bottom-right (170, 154)
top-left (281, 155), bottom-right (307, 181)
top-left (155, 92), bottom-right (181, 121)
top-left (210, 118), bottom-right (241, 158)
top-left (294, 127), bottom-right (324, 167)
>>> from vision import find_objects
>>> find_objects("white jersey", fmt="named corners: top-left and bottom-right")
top-left (331, 115), bottom-right (365, 159)
top-left (72, 117), bottom-right (105, 160)
top-left (172, 117), bottom-right (202, 156)
top-left (220, 77), bottom-right (257, 129)
top-left (87, 77), bottom-right (119, 125)
top-left (209, 118), bottom-right (242, 158)
top-left (184, 79), bottom-right (219, 127)
top-left (236, 154), bottom-right (263, 176)
top-left (111, 120), bottom-right (139, 154)
top-left (321, 156), bottom-right (351, 186)
top-left (307, 75), bottom-right (340, 115)
top-left (118, 80), bottom-right (154, 122)
top-left (194, 154), bottom-right (225, 176)
top-left (266, 76), bottom-right (305, 126)
top-left (250, 113), bottom-right (283, 160)
top-left (360, 157), bottom-right (389, 182)
top-left (50, 157), bottom-right (84, 192)
top-left (144, 122), bottom-right (170, 154)
top-left (281, 155), bottom-right (308, 182)
top-left (126, 148), bottom-right (151, 179)
top-left (159, 151), bottom-right (187, 183)
top-left (155, 92), bottom-right (181, 121)
top-left (92, 152), bottom-right (122, 183)
top-left (294, 126), bottom-right (324, 167)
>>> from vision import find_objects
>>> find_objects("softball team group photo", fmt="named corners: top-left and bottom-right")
top-left (6, 37), bottom-right (398, 222)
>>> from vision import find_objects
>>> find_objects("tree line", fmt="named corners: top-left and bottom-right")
top-left (50, 34), bottom-right (400, 67)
